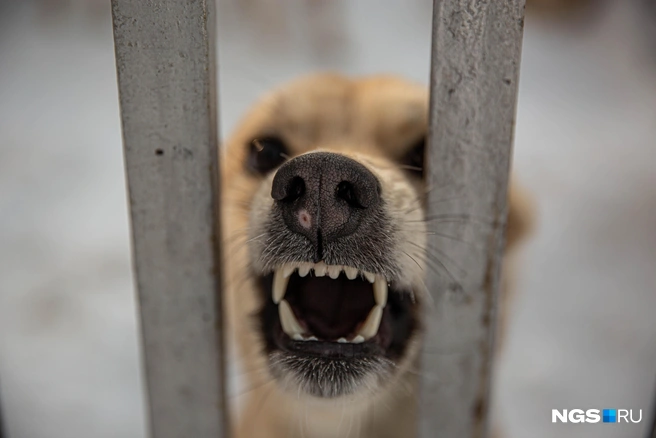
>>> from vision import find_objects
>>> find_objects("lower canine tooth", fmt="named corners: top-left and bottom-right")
top-left (373, 276), bottom-right (388, 306)
top-left (272, 268), bottom-right (291, 304)
top-left (358, 306), bottom-right (383, 339)
top-left (279, 300), bottom-right (304, 337)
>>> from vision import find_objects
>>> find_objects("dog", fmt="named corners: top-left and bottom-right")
top-left (221, 73), bottom-right (531, 438)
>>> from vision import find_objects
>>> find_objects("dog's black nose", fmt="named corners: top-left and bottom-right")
top-left (271, 152), bottom-right (381, 258)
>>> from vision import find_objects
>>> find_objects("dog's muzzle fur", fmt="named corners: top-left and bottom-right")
top-left (249, 150), bottom-right (425, 399)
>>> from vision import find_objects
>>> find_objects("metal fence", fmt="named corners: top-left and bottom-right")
top-left (110, 0), bottom-right (526, 437)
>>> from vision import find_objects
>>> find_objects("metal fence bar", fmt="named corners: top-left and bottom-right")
top-left (648, 381), bottom-right (656, 438)
top-left (419, 1), bottom-right (526, 437)
top-left (0, 379), bottom-right (5, 438)
top-left (110, 1), bottom-right (227, 438)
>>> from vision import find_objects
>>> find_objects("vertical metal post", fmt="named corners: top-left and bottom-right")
top-left (0, 379), bottom-right (5, 438)
top-left (111, 1), bottom-right (227, 438)
top-left (648, 382), bottom-right (656, 438)
top-left (419, 1), bottom-right (525, 437)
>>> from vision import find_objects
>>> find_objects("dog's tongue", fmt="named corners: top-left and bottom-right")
top-left (286, 274), bottom-right (375, 340)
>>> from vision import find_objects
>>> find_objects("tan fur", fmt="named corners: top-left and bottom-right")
top-left (221, 73), bottom-right (531, 438)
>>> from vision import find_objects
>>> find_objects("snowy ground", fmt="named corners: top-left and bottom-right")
top-left (0, 1), bottom-right (655, 437)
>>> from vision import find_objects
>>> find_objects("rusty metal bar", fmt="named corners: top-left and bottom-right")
top-left (419, 1), bottom-right (526, 437)
top-left (110, 1), bottom-right (227, 437)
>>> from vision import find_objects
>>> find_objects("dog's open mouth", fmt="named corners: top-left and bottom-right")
top-left (275, 262), bottom-right (387, 343)
top-left (259, 261), bottom-right (417, 364)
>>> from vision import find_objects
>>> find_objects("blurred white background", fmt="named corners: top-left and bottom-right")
top-left (0, 1), bottom-right (655, 437)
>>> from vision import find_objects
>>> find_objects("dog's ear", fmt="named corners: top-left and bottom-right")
top-left (506, 183), bottom-right (534, 252)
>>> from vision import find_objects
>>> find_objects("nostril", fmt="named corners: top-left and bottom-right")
top-left (272, 152), bottom-right (381, 246)
top-left (336, 181), bottom-right (364, 209)
top-left (282, 176), bottom-right (306, 203)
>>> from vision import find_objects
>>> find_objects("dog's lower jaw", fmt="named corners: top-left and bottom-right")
top-left (235, 364), bottom-right (419, 438)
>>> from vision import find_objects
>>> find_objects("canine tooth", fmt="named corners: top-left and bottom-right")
top-left (282, 264), bottom-right (296, 278)
top-left (363, 271), bottom-right (375, 283)
top-left (328, 265), bottom-right (341, 279)
top-left (373, 276), bottom-right (388, 306)
top-left (314, 262), bottom-right (327, 277)
top-left (358, 306), bottom-right (383, 340)
top-left (352, 335), bottom-right (365, 344)
top-left (298, 263), bottom-right (311, 277)
top-left (337, 337), bottom-right (348, 343)
top-left (279, 300), bottom-right (304, 337)
top-left (344, 266), bottom-right (358, 280)
top-left (272, 268), bottom-right (291, 304)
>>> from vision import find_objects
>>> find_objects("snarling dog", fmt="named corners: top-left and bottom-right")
top-left (222, 74), bottom-right (531, 438)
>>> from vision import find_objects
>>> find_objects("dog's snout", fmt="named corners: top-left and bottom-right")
top-left (271, 152), bottom-right (381, 256)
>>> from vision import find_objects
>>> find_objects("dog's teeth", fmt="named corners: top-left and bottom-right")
top-left (307, 336), bottom-right (318, 341)
top-left (344, 266), bottom-right (358, 280)
top-left (328, 265), bottom-right (341, 279)
top-left (272, 268), bottom-right (291, 304)
top-left (292, 333), bottom-right (304, 341)
top-left (282, 264), bottom-right (296, 278)
top-left (279, 300), bottom-right (304, 337)
top-left (358, 306), bottom-right (383, 340)
top-left (363, 271), bottom-right (375, 283)
top-left (373, 276), bottom-right (388, 307)
top-left (352, 335), bottom-right (365, 344)
top-left (314, 262), bottom-right (327, 277)
top-left (298, 263), bottom-right (311, 277)
top-left (337, 337), bottom-right (348, 343)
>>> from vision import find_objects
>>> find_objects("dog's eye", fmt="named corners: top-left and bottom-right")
top-left (248, 136), bottom-right (289, 174)
top-left (402, 136), bottom-right (425, 178)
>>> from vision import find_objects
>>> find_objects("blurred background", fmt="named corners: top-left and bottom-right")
top-left (0, 0), bottom-right (655, 437)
